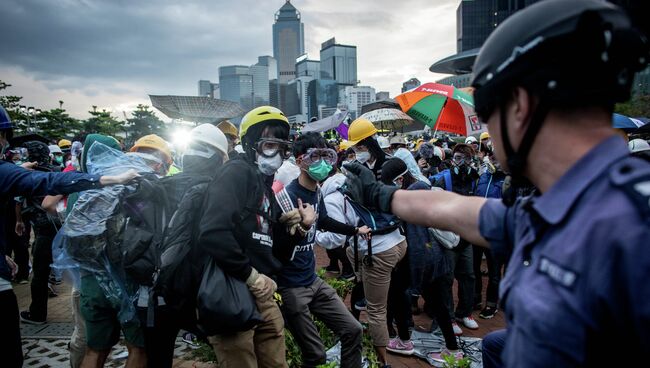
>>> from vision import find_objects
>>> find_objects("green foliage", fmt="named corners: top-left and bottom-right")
top-left (442, 353), bottom-right (471, 368)
top-left (188, 341), bottom-right (217, 363)
top-left (36, 108), bottom-right (82, 140)
top-left (125, 104), bottom-right (166, 146)
top-left (82, 107), bottom-right (125, 138)
top-left (615, 95), bottom-right (650, 117)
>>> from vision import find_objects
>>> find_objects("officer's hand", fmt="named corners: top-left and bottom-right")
top-left (343, 163), bottom-right (398, 213)
top-left (99, 169), bottom-right (140, 186)
top-left (15, 221), bottom-right (25, 237)
top-left (21, 162), bottom-right (37, 170)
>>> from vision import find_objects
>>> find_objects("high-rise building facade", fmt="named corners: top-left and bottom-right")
top-left (456, 0), bottom-right (542, 53)
top-left (257, 56), bottom-right (278, 107)
top-left (376, 91), bottom-right (390, 101)
top-left (341, 85), bottom-right (375, 120)
top-left (250, 64), bottom-right (270, 107)
top-left (296, 55), bottom-right (321, 78)
top-left (273, 1), bottom-right (305, 85)
top-left (219, 65), bottom-right (253, 111)
top-left (320, 38), bottom-right (357, 86)
top-left (198, 80), bottom-right (213, 97)
top-left (401, 78), bottom-right (421, 93)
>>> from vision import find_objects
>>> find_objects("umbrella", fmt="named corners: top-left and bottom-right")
top-left (358, 108), bottom-right (414, 132)
top-left (301, 109), bottom-right (349, 136)
top-left (395, 82), bottom-right (486, 136)
top-left (612, 113), bottom-right (647, 131)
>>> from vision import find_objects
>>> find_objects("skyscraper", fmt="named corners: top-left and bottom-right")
top-left (341, 86), bottom-right (375, 120)
top-left (296, 55), bottom-right (320, 78)
top-left (219, 65), bottom-right (253, 111)
top-left (401, 78), bottom-right (421, 93)
top-left (273, 1), bottom-right (305, 85)
top-left (198, 80), bottom-right (213, 97)
top-left (456, 0), bottom-right (542, 52)
top-left (257, 56), bottom-right (278, 107)
top-left (320, 38), bottom-right (357, 86)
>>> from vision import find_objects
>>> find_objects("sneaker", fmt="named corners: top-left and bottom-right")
top-left (17, 279), bottom-right (29, 285)
top-left (386, 337), bottom-right (415, 356)
top-left (427, 349), bottom-right (464, 367)
top-left (182, 332), bottom-right (200, 349)
top-left (324, 265), bottom-right (340, 273)
top-left (480, 306), bottom-right (498, 319)
top-left (48, 284), bottom-right (58, 298)
top-left (48, 276), bottom-right (63, 285)
top-left (461, 316), bottom-right (479, 330)
top-left (20, 311), bottom-right (46, 325)
top-left (339, 272), bottom-right (355, 281)
top-left (354, 299), bottom-right (367, 311)
top-left (451, 321), bottom-right (463, 336)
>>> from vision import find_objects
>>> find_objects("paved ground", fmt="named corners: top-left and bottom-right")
top-left (14, 246), bottom-right (505, 367)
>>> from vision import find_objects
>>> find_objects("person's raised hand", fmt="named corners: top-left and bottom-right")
top-left (342, 163), bottom-right (397, 213)
top-left (297, 198), bottom-right (316, 229)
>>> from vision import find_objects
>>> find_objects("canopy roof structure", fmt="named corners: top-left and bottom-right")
top-left (429, 48), bottom-right (479, 75)
top-left (149, 95), bottom-right (246, 124)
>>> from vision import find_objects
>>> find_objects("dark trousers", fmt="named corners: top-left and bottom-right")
top-left (482, 329), bottom-right (506, 368)
top-left (29, 227), bottom-right (56, 320)
top-left (473, 245), bottom-right (501, 307)
top-left (422, 277), bottom-right (459, 350)
top-left (137, 306), bottom-right (181, 368)
top-left (5, 214), bottom-right (30, 281)
top-left (0, 289), bottom-right (24, 368)
top-left (326, 246), bottom-right (353, 275)
top-left (386, 255), bottom-right (412, 341)
top-left (279, 278), bottom-right (363, 368)
top-left (442, 245), bottom-right (475, 319)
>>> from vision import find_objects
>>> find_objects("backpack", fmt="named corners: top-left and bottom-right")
top-left (338, 189), bottom-right (401, 269)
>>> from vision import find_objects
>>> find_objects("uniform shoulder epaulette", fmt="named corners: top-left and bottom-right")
top-left (609, 158), bottom-right (650, 220)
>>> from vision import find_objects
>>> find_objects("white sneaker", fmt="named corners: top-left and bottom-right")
top-left (451, 321), bottom-right (463, 336)
top-left (462, 316), bottom-right (479, 330)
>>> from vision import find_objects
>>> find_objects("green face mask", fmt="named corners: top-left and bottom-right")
top-left (55, 156), bottom-right (64, 165)
top-left (307, 159), bottom-right (332, 182)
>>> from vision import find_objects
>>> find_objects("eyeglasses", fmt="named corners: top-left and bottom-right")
top-left (300, 148), bottom-right (338, 166)
top-left (256, 138), bottom-right (292, 159)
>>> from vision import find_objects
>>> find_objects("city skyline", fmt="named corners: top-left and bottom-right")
top-left (0, 0), bottom-right (458, 120)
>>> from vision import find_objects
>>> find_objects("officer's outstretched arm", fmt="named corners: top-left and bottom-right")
top-left (343, 162), bottom-right (489, 247)
top-left (391, 189), bottom-right (489, 247)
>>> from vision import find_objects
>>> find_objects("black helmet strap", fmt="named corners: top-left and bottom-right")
top-left (500, 95), bottom-right (550, 206)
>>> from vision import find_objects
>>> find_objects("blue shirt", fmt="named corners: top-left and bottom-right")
top-left (0, 161), bottom-right (102, 281)
top-left (277, 179), bottom-right (327, 288)
top-left (479, 136), bottom-right (650, 367)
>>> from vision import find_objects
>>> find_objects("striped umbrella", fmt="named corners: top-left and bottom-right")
top-left (396, 83), bottom-right (486, 136)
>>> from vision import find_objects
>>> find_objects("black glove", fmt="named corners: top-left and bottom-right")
top-left (342, 163), bottom-right (397, 213)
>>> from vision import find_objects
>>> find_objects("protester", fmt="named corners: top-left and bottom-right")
top-left (217, 120), bottom-right (240, 157)
top-left (347, 118), bottom-right (388, 180)
top-left (275, 132), bottom-right (364, 368)
top-left (342, 1), bottom-right (650, 367)
top-left (130, 134), bottom-right (173, 176)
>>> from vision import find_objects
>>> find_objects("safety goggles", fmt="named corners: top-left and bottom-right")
top-left (256, 138), bottom-right (292, 159)
top-left (452, 153), bottom-right (469, 165)
top-left (392, 169), bottom-right (408, 186)
top-left (299, 148), bottom-right (338, 166)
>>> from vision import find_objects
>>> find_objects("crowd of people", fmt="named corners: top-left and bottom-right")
top-left (1, 1), bottom-right (649, 368)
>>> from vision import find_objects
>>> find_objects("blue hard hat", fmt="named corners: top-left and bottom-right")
top-left (0, 105), bottom-right (13, 130)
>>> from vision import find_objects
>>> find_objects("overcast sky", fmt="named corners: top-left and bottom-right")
top-left (0, 0), bottom-right (458, 120)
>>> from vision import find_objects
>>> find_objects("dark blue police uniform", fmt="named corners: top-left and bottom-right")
top-left (479, 136), bottom-right (650, 367)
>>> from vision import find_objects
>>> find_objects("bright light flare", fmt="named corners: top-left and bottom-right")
top-left (172, 128), bottom-right (192, 150)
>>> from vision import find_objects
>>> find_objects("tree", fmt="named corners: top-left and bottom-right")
top-left (125, 104), bottom-right (166, 146)
top-left (36, 108), bottom-right (83, 140)
top-left (0, 80), bottom-right (29, 134)
top-left (82, 107), bottom-right (125, 138)
top-left (615, 95), bottom-right (650, 117)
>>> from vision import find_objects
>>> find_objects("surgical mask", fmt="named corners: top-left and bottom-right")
top-left (54, 156), bottom-right (64, 165)
top-left (258, 152), bottom-right (283, 176)
top-left (307, 160), bottom-right (332, 182)
top-left (355, 151), bottom-right (371, 164)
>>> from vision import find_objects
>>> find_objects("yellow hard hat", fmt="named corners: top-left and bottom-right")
top-left (339, 140), bottom-right (353, 151)
top-left (480, 132), bottom-right (491, 141)
top-left (130, 134), bottom-right (172, 164)
top-left (239, 106), bottom-right (289, 139)
top-left (348, 118), bottom-right (377, 144)
top-left (217, 120), bottom-right (239, 139)
top-left (58, 139), bottom-right (72, 149)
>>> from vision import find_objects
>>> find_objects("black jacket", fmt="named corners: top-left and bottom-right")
top-left (198, 156), bottom-right (288, 281)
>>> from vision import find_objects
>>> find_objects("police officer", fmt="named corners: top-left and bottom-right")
top-left (343, 1), bottom-right (650, 367)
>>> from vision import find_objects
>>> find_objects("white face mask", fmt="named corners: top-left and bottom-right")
top-left (355, 151), bottom-right (371, 164)
top-left (258, 153), bottom-right (283, 176)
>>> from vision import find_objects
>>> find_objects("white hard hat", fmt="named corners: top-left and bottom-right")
top-left (433, 146), bottom-right (445, 160)
top-left (188, 124), bottom-right (229, 158)
top-left (48, 145), bottom-right (63, 154)
top-left (377, 136), bottom-right (390, 149)
top-left (465, 136), bottom-right (478, 144)
top-left (628, 139), bottom-right (650, 153)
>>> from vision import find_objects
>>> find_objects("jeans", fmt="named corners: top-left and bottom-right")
top-left (422, 277), bottom-right (459, 350)
top-left (482, 329), bottom-right (506, 368)
top-left (29, 227), bottom-right (56, 320)
top-left (442, 244), bottom-right (475, 319)
top-left (279, 278), bottom-right (362, 368)
top-left (0, 289), bottom-right (23, 368)
top-left (473, 245), bottom-right (501, 307)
